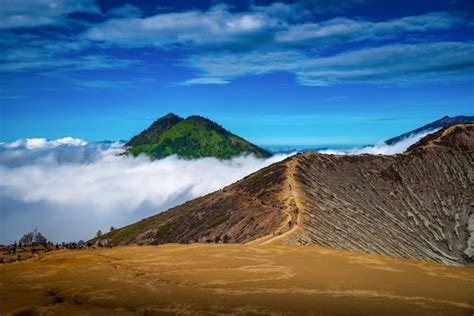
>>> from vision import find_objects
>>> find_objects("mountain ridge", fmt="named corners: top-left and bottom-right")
top-left (385, 115), bottom-right (474, 145)
top-left (95, 123), bottom-right (474, 265)
top-left (126, 113), bottom-right (183, 147)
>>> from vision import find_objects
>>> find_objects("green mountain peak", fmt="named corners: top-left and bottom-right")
top-left (125, 114), bottom-right (272, 159)
top-left (126, 113), bottom-right (183, 147)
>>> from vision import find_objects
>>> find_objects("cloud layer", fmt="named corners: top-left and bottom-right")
top-left (184, 41), bottom-right (474, 85)
top-left (83, 6), bottom-right (474, 85)
top-left (0, 1), bottom-right (472, 87)
top-left (0, 0), bottom-right (99, 29)
top-left (0, 131), bottom-right (433, 244)
top-left (0, 139), bottom-right (289, 243)
top-left (318, 129), bottom-right (436, 155)
top-left (86, 9), bottom-right (463, 49)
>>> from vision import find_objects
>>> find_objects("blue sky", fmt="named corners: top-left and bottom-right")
top-left (1, 0), bottom-right (473, 145)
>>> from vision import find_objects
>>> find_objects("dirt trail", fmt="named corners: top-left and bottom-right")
top-left (254, 158), bottom-right (304, 245)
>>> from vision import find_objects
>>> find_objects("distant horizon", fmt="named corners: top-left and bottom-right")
top-left (0, 136), bottom-right (364, 150)
top-left (2, 112), bottom-right (472, 146)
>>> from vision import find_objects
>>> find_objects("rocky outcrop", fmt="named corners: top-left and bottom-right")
top-left (95, 124), bottom-right (474, 265)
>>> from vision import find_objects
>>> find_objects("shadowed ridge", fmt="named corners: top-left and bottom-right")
top-left (385, 115), bottom-right (474, 145)
top-left (125, 113), bottom-right (183, 147)
top-left (92, 158), bottom-right (291, 246)
top-left (405, 123), bottom-right (474, 153)
top-left (184, 115), bottom-right (231, 135)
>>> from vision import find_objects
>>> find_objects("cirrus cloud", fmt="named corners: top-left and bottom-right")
top-left (79, 3), bottom-right (473, 86)
top-left (84, 6), bottom-right (466, 51)
top-left (85, 4), bottom-right (279, 49)
top-left (0, 0), bottom-right (100, 29)
top-left (184, 41), bottom-right (474, 86)
top-left (275, 12), bottom-right (464, 45)
top-left (0, 1), bottom-right (472, 87)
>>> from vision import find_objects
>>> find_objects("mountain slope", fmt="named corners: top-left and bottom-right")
top-left (98, 124), bottom-right (474, 265)
top-left (126, 114), bottom-right (272, 159)
top-left (126, 113), bottom-right (183, 147)
top-left (385, 115), bottom-right (474, 145)
top-left (287, 124), bottom-right (473, 265)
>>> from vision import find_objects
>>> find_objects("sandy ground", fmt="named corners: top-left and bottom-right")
top-left (0, 244), bottom-right (473, 315)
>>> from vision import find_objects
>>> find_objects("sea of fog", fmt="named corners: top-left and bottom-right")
top-left (0, 130), bottom-right (432, 244)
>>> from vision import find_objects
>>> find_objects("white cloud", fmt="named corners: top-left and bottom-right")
top-left (1, 1), bottom-right (471, 88)
top-left (181, 77), bottom-right (230, 85)
top-left (275, 12), bottom-right (463, 44)
top-left (106, 4), bottom-right (143, 18)
top-left (303, 0), bottom-right (369, 13)
top-left (0, 40), bottom-right (139, 72)
top-left (79, 5), bottom-right (473, 87)
top-left (0, 139), bottom-right (290, 243)
top-left (0, 0), bottom-right (100, 29)
top-left (250, 2), bottom-right (311, 21)
top-left (2, 137), bottom-right (87, 150)
top-left (184, 41), bottom-right (474, 85)
top-left (85, 5), bottom-right (278, 48)
top-left (84, 5), bottom-right (465, 51)
top-left (297, 42), bottom-right (474, 85)
top-left (83, 6), bottom-right (467, 52)
top-left (318, 129), bottom-right (437, 155)
top-left (184, 51), bottom-right (301, 80)
top-left (0, 129), bottom-right (441, 243)
top-left (0, 1), bottom-right (472, 87)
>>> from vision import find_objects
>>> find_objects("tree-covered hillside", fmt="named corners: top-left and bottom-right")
top-left (125, 114), bottom-right (272, 159)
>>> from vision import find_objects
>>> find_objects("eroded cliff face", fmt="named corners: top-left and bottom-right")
top-left (95, 124), bottom-right (473, 265)
top-left (287, 124), bottom-right (473, 265)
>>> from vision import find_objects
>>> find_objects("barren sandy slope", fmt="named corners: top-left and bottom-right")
top-left (1, 245), bottom-right (473, 315)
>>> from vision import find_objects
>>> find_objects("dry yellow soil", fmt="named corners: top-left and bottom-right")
top-left (0, 244), bottom-right (473, 315)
